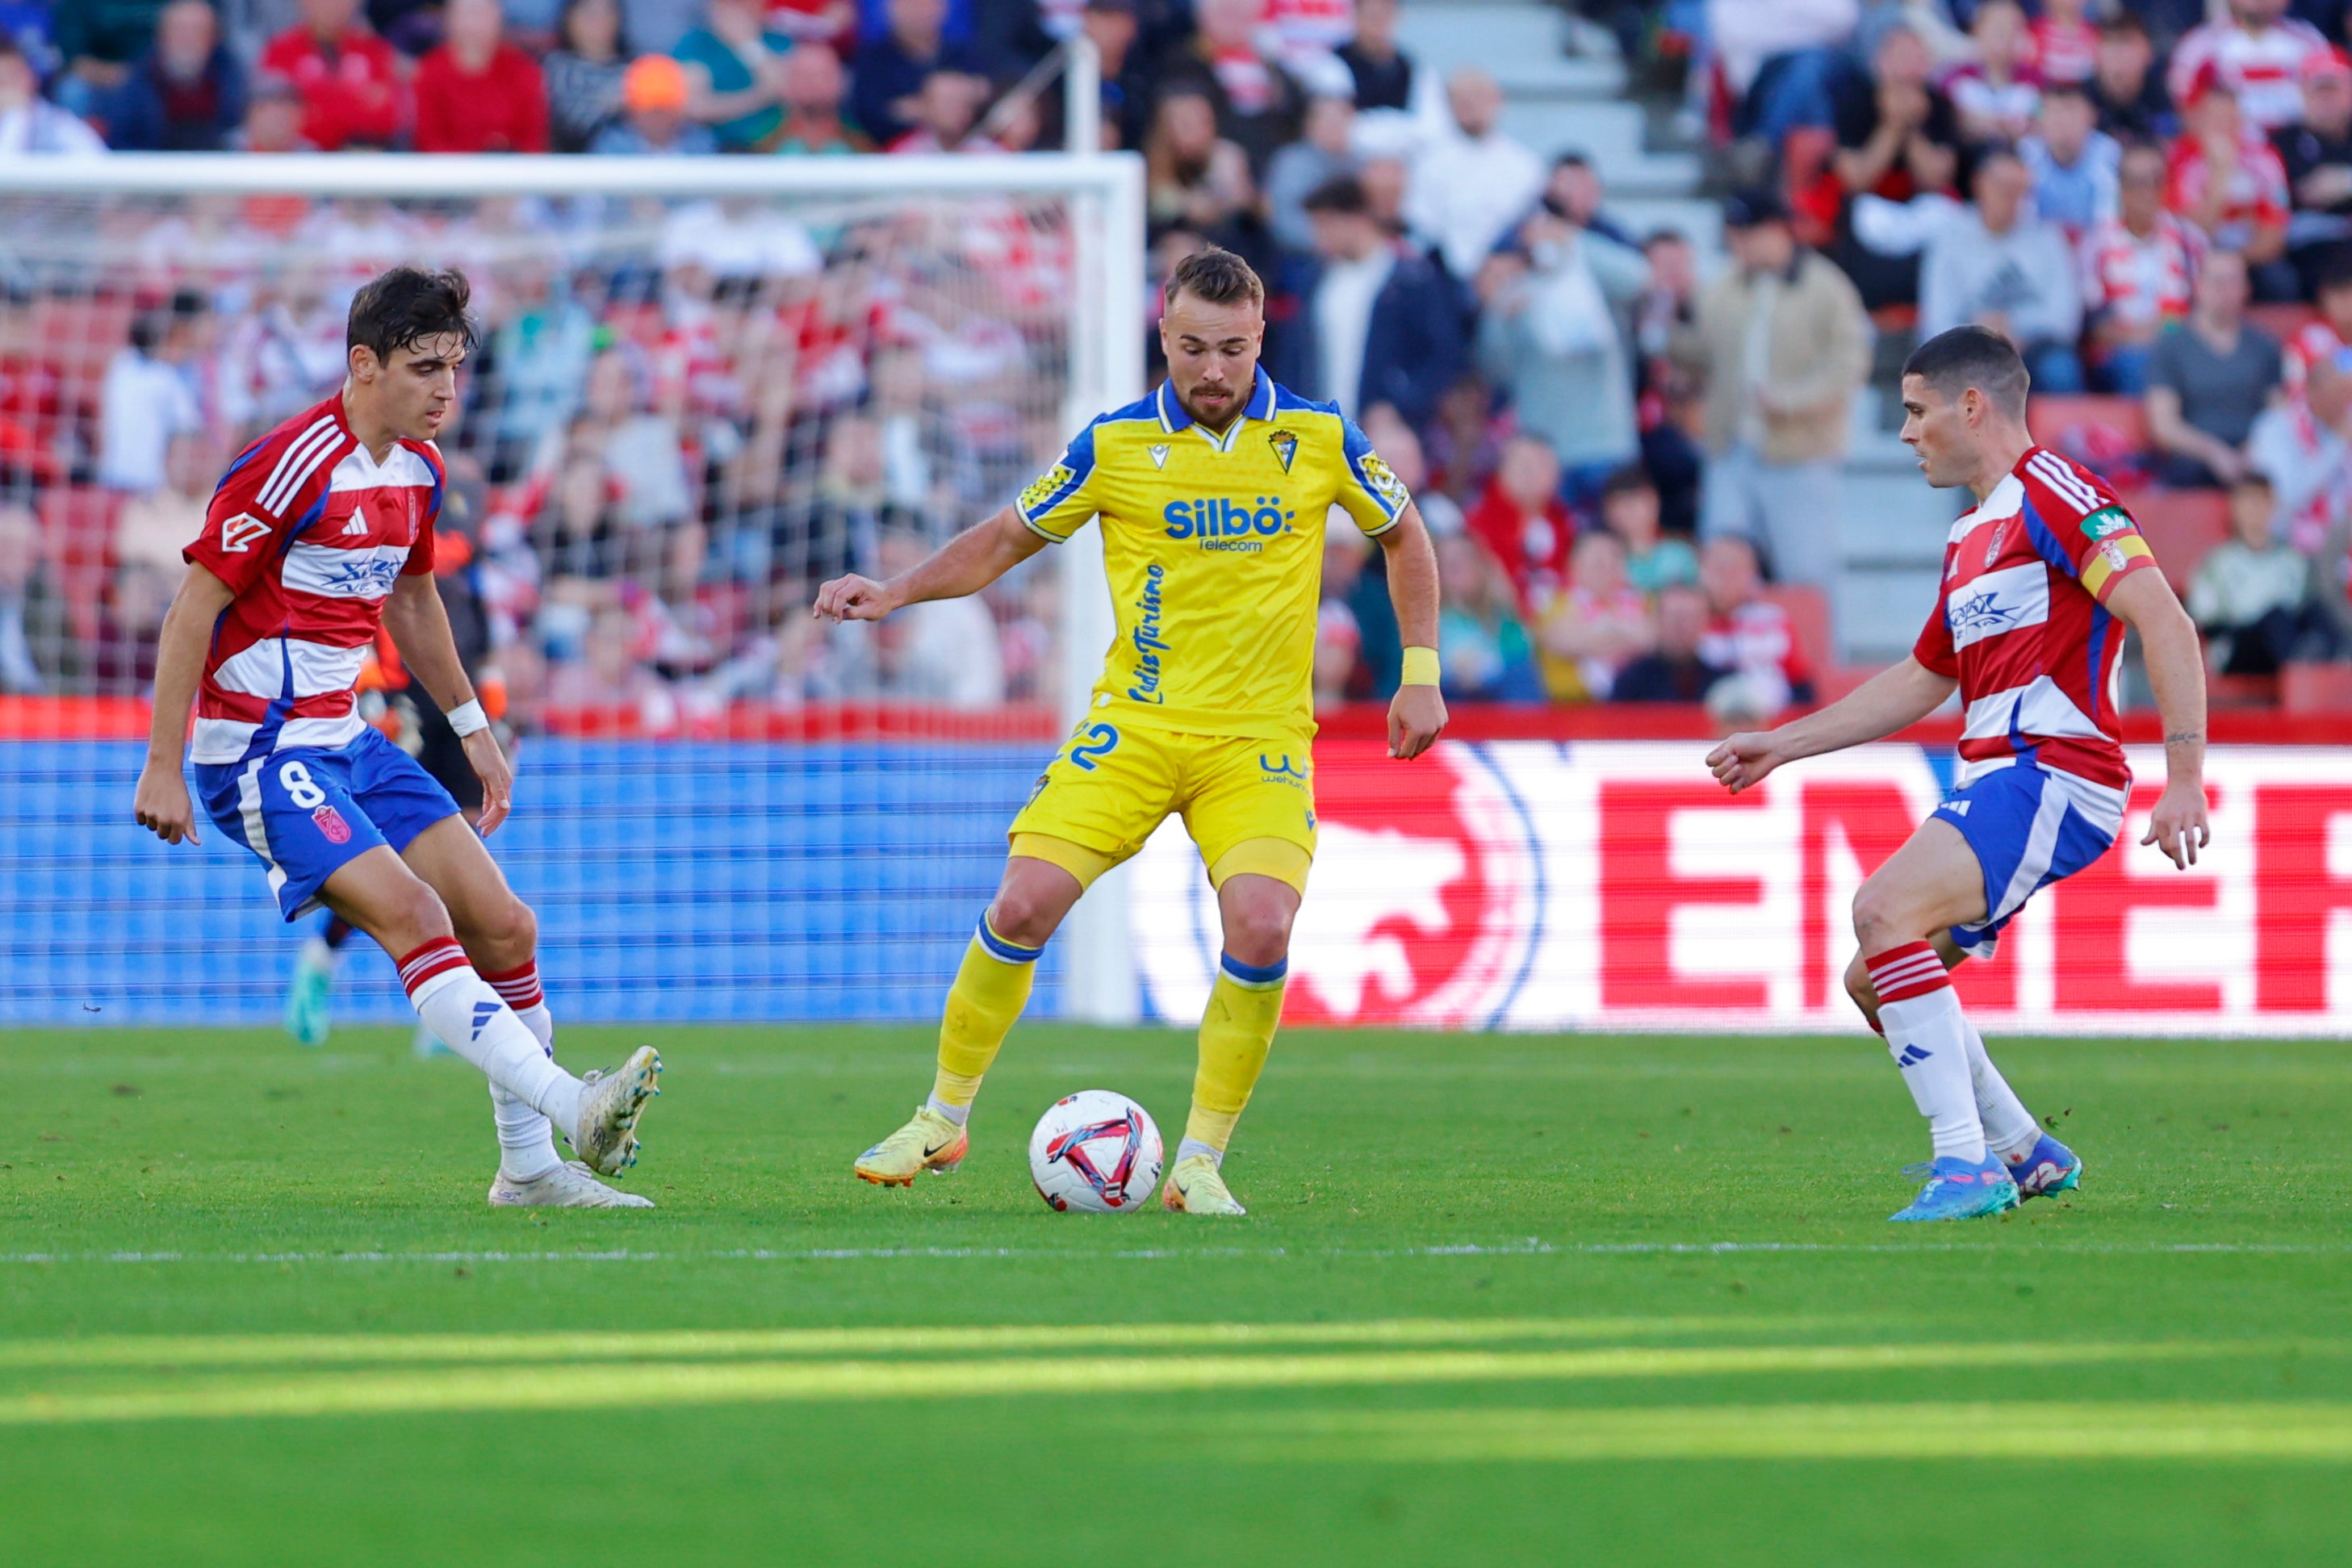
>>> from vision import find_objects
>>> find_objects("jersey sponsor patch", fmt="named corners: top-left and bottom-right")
top-left (1019, 462), bottom-right (1075, 516)
top-left (2079, 505), bottom-right (2134, 542)
top-left (1946, 561), bottom-right (2052, 650)
top-left (1354, 451), bottom-right (1408, 511)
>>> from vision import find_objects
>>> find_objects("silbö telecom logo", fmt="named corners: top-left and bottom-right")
top-left (1162, 495), bottom-right (1295, 552)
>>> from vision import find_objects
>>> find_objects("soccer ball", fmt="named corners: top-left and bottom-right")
top-left (1027, 1090), bottom-right (1163, 1213)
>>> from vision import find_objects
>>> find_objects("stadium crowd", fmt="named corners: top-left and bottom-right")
top-left (8, 0), bottom-right (2352, 725)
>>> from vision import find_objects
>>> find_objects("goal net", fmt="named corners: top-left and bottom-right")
top-left (0, 153), bottom-right (1142, 1027)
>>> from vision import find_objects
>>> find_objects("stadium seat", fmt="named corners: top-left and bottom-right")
top-left (2282, 661), bottom-right (2352, 713)
top-left (35, 487), bottom-right (123, 648)
top-left (1761, 583), bottom-right (1833, 687)
top-left (2115, 487), bottom-right (2229, 592)
top-left (2248, 302), bottom-right (2317, 345)
top-left (2026, 394), bottom-right (2149, 455)
top-left (2207, 673), bottom-right (2280, 710)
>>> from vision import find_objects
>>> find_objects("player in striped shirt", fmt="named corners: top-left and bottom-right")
top-left (1708, 327), bottom-right (2211, 1223)
top-left (130, 267), bottom-right (663, 1209)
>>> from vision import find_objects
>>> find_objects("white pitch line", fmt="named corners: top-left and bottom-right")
top-left (0, 1240), bottom-right (2344, 1265)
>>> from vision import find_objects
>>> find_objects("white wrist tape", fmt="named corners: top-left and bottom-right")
top-left (446, 700), bottom-right (491, 738)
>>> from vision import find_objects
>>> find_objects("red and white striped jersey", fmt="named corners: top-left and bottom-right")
top-left (2282, 317), bottom-right (2350, 397)
top-left (2168, 17), bottom-right (2329, 130)
top-left (2078, 213), bottom-right (2203, 330)
top-left (1911, 446), bottom-right (2159, 792)
top-left (182, 394), bottom-right (443, 765)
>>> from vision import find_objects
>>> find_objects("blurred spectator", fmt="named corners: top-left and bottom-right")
top-left (2081, 140), bottom-right (2208, 394)
top-left (775, 43), bottom-right (868, 153)
top-left (2170, 0), bottom-right (2329, 134)
top-left (0, 502), bottom-right (43, 692)
top-left (1536, 528), bottom-right (1654, 701)
top-left (51, 0), bottom-right (158, 121)
top-left (853, 0), bottom-right (983, 149)
top-left (1943, 0), bottom-right (2039, 146)
top-left (622, 0), bottom-right (705, 56)
top-left (415, 0), bottom-right (550, 153)
top-left (1266, 93), bottom-right (1357, 254)
top-left (592, 54), bottom-right (718, 152)
top-left (1473, 203), bottom-right (1643, 503)
top-left (1707, 0), bottom-right (1859, 148)
top-left (2253, 346), bottom-right (2352, 551)
top-left (260, 0), bottom-right (404, 152)
top-left (2022, 82), bottom-right (2120, 237)
top-left (1694, 190), bottom-right (1870, 589)
top-left (1463, 433), bottom-right (1571, 612)
top-left (1316, 527), bottom-right (1368, 707)
top-left (1610, 583), bottom-right (1726, 704)
top-left (2169, 72), bottom-right (2296, 295)
top-left (543, 0), bottom-right (633, 153)
top-left (1081, 0), bottom-right (1150, 150)
top-left (1159, 0), bottom-right (1308, 178)
top-left (1357, 153), bottom-right (1409, 236)
top-left (114, 435), bottom-right (211, 580)
top-left (1921, 146), bottom-right (2086, 391)
top-left (866, 527), bottom-right (1005, 706)
top-left (1406, 68), bottom-right (1543, 281)
top-left (1145, 89), bottom-right (1257, 235)
top-left (1538, 153), bottom-right (1638, 252)
top-left (2092, 13), bottom-right (2174, 143)
top-left (230, 69), bottom-right (316, 152)
top-left (0, 40), bottom-right (108, 154)
top-left (2032, 0), bottom-right (2099, 88)
top-left (1273, 174), bottom-right (1463, 426)
top-left (887, 68), bottom-right (993, 153)
top-left (99, 291), bottom-right (205, 494)
top-left (1825, 23), bottom-right (1962, 308)
top-left (544, 604), bottom-right (678, 723)
top-left (2187, 471), bottom-right (2326, 673)
top-left (1696, 533), bottom-right (1814, 717)
top-left (1337, 0), bottom-right (1413, 114)
top-left (1433, 529), bottom-right (1541, 701)
top-left (2285, 249), bottom-right (2352, 399)
top-left (1598, 462), bottom-right (1697, 596)
top-left (2276, 48), bottom-right (2352, 288)
top-left (2146, 249), bottom-right (2284, 487)
top-left (768, 0), bottom-right (857, 49)
top-left (485, 264), bottom-right (596, 471)
top-left (107, 0), bottom-right (245, 153)
top-left (676, 0), bottom-right (791, 150)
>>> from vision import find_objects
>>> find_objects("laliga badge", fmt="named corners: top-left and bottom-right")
top-left (1268, 429), bottom-right (1299, 474)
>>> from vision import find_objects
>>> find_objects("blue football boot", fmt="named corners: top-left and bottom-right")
top-left (1890, 1155), bottom-right (2020, 1222)
top-left (2007, 1134), bottom-right (2082, 1201)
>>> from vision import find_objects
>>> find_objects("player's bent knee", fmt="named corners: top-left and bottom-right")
top-left (1850, 880), bottom-right (1926, 954)
top-left (1843, 956), bottom-right (1881, 1021)
top-left (461, 896), bottom-right (537, 968)
top-left (1218, 887), bottom-right (1296, 968)
top-left (987, 871), bottom-right (1078, 951)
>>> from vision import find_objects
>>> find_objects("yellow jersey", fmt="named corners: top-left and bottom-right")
top-left (1016, 367), bottom-right (1409, 740)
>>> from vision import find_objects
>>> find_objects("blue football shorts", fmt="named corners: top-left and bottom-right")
top-left (196, 726), bottom-right (462, 922)
top-left (1936, 759), bottom-right (2127, 958)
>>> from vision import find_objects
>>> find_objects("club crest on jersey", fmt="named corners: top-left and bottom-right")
top-left (1267, 429), bottom-right (1299, 473)
top-left (1148, 444), bottom-right (1171, 470)
top-left (218, 512), bottom-right (271, 553)
top-left (312, 805), bottom-right (352, 844)
top-left (1983, 518), bottom-right (2011, 567)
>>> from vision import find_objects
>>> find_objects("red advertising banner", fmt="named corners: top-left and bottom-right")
top-left (1130, 741), bottom-right (2352, 1035)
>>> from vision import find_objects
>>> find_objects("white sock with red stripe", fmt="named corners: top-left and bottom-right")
top-left (480, 960), bottom-right (563, 1183)
top-left (400, 940), bottom-right (583, 1142)
top-left (1865, 941), bottom-right (1987, 1164)
top-left (1963, 1018), bottom-right (2042, 1164)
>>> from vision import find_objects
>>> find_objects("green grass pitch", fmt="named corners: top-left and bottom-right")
top-left (3, 1022), bottom-right (2350, 1566)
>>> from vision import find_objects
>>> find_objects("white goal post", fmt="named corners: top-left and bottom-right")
top-left (0, 146), bottom-right (1145, 1026)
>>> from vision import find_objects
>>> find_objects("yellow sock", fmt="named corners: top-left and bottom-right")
top-left (929, 922), bottom-right (1040, 1111)
top-left (1182, 955), bottom-right (1287, 1156)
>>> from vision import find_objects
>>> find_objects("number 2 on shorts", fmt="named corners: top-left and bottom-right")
top-left (278, 759), bottom-right (327, 809)
top-left (1066, 723), bottom-right (1120, 772)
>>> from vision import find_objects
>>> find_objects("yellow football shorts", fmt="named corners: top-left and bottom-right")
top-left (1007, 719), bottom-right (1317, 894)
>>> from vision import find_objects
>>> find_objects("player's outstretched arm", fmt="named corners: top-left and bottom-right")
top-left (2104, 568), bottom-right (2212, 869)
top-left (132, 562), bottom-right (238, 845)
top-left (1375, 501), bottom-right (1446, 760)
top-left (1706, 657), bottom-right (1957, 794)
top-left (384, 573), bottom-right (515, 836)
top-left (813, 506), bottom-right (1048, 623)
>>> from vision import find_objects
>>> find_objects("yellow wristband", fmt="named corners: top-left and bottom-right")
top-left (1400, 646), bottom-right (1441, 688)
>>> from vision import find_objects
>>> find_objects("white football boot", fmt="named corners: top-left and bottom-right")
top-left (489, 1160), bottom-right (655, 1209)
top-left (569, 1046), bottom-right (663, 1177)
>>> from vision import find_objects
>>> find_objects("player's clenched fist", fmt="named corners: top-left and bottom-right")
top-left (1387, 684), bottom-right (1446, 760)
top-left (813, 574), bottom-right (898, 623)
top-left (1705, 731), bottom-right (1784, 794)
top-left (132, 764), bottom-right (201, 846)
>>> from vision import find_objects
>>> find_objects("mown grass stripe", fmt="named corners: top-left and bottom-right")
top-left (1224, 1403), bottom-right (2352, 1463)
top-left (0, 1340), bottom-right (2317, 1427)
top-left (0, 1315), bottom-right (1825, 1370)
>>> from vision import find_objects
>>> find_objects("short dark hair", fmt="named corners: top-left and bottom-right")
top-left (2233, 470), bottom-right (2275, 493)
top-left (1162, 245), bottom-right (1265, 309)
top-left (1301, 174), bottom-right (1371, 216)
top-left (1599, 462), bottom-right (1655, 501)
top-left (347, 266), bottom-right (478, 362)
top-left (2100, 12), bottom-right (2147, 40)
top-left (2040, 80), bottom-right (2091, 107)
top-left (1902, 324), bottom-right (2031, 419)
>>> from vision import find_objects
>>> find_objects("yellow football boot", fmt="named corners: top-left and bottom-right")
top-left (854, 1105), bottom-right (969, 1186)
top-left (1161, 1152), bottom-right (1247, 1215)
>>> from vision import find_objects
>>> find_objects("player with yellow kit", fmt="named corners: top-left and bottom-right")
top-left (813, 247), bottom-right (1446, 1215)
